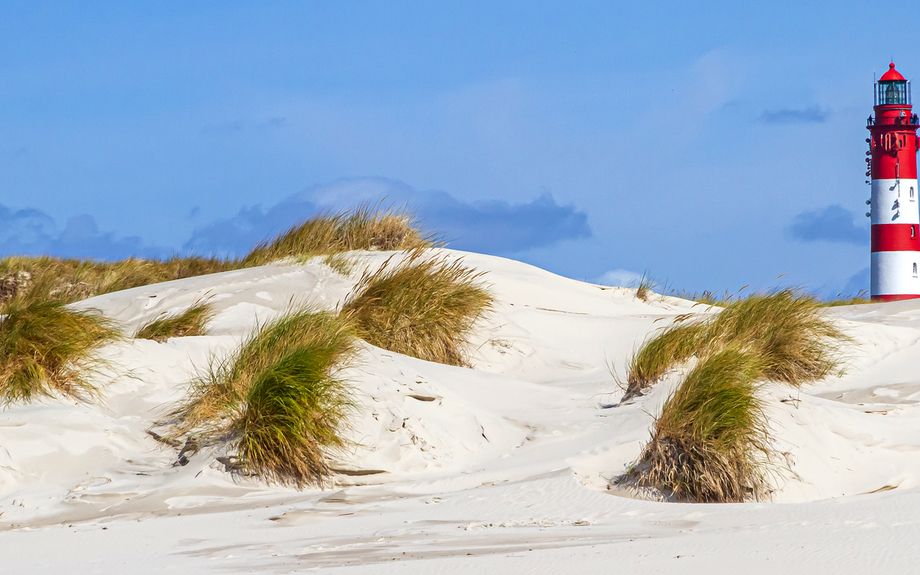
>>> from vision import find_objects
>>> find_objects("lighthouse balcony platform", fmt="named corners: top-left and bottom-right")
top-left (867, 114), bottom-right (920, 127)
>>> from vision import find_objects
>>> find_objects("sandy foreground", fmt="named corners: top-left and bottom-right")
top-left (1, 250), bottom-right (919, 574)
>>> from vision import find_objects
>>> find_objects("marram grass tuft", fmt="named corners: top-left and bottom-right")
top-left (234, 347), bottom-right (352, 487)
top-left (170, 307), bottom-right (357, 487)
top-left (173, 307), bottom-right (356, 433)
top-left (242, 205), bottom-right (432, 266)
top-left (0, 205), bottom-right (433, 305)
top-left (623, 319), bottom-right (706, 399)
top-left (619, 289), bottom-right (848, 502)
top-left (622, 289), bottom-right (846, 400)
top-left (135, 302), bottom-right (215, 342)
top-left (0, 293), bottom-right (119, 405)
top-left (626, 349), bottom-right (770, 503)
top-left (341, 250), bottom-right (493, 367)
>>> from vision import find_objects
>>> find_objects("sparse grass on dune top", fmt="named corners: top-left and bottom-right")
top-left (170, 307), bottom-right (357, 487)
top-left (634, 274), bottom-right (656, 302)
top-left (135, 302), bottom-right (215, 342)
top-left (242, 206), bottom-right (432, 267)
top-left (626, 349), bottom-right (770, 503)
top-left (622, 289), bottom-right (847, 400)
top-left (0, 206), bottom-right (433, 305)
top-left (0, 288), bottom-right (119, 404)
top-left (0, 255), bottom-right (238, 305)
top-left (341, 250), bottom-right (493, 367)
top-left (822, 290), bottom-right (873, 307)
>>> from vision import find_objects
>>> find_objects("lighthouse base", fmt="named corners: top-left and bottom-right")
top-left (871, 251), bottom-right (920, 300)
top-left (871, 294), bottom-right (920, 302)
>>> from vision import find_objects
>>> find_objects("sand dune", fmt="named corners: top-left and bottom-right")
top-left (2, 250), bottom-right (919, 573)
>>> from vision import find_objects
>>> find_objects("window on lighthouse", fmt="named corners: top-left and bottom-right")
top-left (914, 263), bottom-right (918, 277)
top-left (880, 80), bottom-right (908, 105)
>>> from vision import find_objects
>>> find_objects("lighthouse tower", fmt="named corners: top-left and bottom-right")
top-left (867, 62), bottom-right (920, 301)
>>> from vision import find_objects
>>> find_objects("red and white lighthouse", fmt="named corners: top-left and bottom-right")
top-left (867, 62), bottom-right (920, 301)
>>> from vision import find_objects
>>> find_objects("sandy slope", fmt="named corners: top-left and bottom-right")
top-left (1, 250), bottom-right (919, 573)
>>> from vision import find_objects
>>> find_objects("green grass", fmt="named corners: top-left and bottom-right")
top-left (0, 290), bottom-right (119, 404)
top-left (172, 305), bottom-right (356, 445)
top-left (135, 302), bottom-right (215, 342)
top-left (620, 289), bottom-right (848, 501)
top-left (234, 346), bottom-right (352, 487)
top-left (623, 319), bottom-right (706, 398)
top-left (706, 289), bottom-right (845, 386)
top-left (628, 349), bottom-right (769, 502)
top-left (622, 289), bottom-right (846, 400)
top-left (341, 250), bottom-right (493, 366)
top-left (172, 308), bottom-right (357, 486)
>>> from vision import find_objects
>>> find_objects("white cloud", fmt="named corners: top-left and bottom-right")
top-left (595, 268), bottom-right (643, 287)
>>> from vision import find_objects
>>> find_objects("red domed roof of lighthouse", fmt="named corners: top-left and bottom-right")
top-left (880, 62), bottom-right (906, 81)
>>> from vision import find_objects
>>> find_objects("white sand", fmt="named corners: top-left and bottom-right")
top-left (2, 250), bottom-right (919, 573)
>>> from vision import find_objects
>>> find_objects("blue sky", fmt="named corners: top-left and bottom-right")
top-left (2, 1), bottom-right (917, 297)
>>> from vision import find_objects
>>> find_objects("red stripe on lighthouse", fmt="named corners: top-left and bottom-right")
top-left (874, 294), bottom-right (920, 302)
top-left (871, 224), bottom-right (920, 251)
top-left (871, 144), bottom-right (919, 179)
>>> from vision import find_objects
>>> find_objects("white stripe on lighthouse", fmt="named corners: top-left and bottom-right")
top-left (871, 251), bottom-right (920, 295)
top-left (871, 179), bottom-right (920, 225)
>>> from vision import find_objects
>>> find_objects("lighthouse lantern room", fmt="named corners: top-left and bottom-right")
top-left (867, 62), bottom-right (920, 301)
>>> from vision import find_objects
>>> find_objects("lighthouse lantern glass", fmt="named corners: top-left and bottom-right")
top-left (879, 80), bottom-right (909, 105)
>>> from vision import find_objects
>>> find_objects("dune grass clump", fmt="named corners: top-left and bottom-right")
top-left (243, 206), bottom-right (432, 267)
top-left (627, 349), bottom-right (769, 502)
top-left (234, 346), bottom-right (352, 487)
top-left (135, 302), bottom-right (215, 342)
top-left (635, 274), bottom-right (657, 302)
top-left (822, 289), bottom-right (872, 307)
top-left (622, 289), bottom-right (846, 400)
top-left (705, 289), bottom-right (845, 386)
top-left (175, 308), bottom-right (356, 431)
top-left (341, 250), bottom-right (493, 366)
top-left (0, 292), bottom-right (119, 404)
top-left (619, 290), bottom-right (848, 502)
top-left (171, 308), bottom-right (356, 486)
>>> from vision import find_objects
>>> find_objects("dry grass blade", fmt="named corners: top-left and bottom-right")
top-left (135, 302), bottom-right (215, 342)
top-left (628, 349), bottom-right (769, 502)
top-left (242, 205), bottom-right (432, 266)
top-left (341, 250), bottom-right (493, 367)
top-left (0, 255), bottom-right (238, 305)
top-left (821, 289), bottom-right (872, 307)
top-left (0, 291), bottom-right (119, 404)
